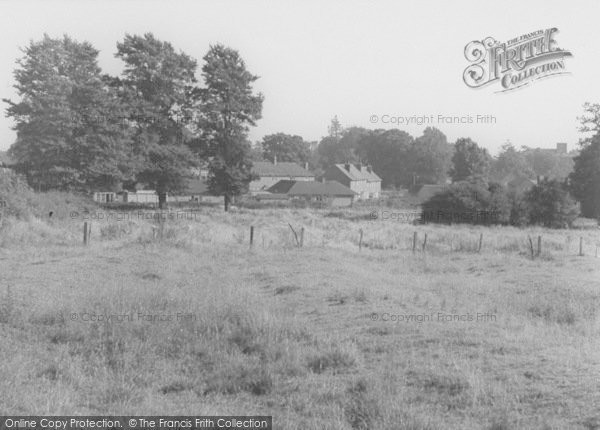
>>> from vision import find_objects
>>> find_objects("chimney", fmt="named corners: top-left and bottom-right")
top-left (344, 162), bottom-right (350, 172)
top-left (355, 162), bottom-right (363, 172)
top-left (273, 155), bottom-right (277, 165)
top-left (367, 165), bottom-right (372, 173)
top-left (304, 162), bottom-right (309, 170)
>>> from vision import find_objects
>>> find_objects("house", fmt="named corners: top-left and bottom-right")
top-left (168, 177), bottom-right (222, 204)
top-left (322, 163), bottom-right (381, 200)
top-left (555, 142), bottom-right (567, 154)
top-left (416, 184), bottom-right (447, 203)
top-left (265, 179), bottom-right (356, 207)
top-left (250, 159), bottom-right (314, 193)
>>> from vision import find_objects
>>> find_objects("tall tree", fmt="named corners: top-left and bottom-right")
top-left (569, 133), bottom-right (600, 218)
top-left (527, 179), bottom-right (579, 228)
top-left (316, 119), bottom-right (360, 168)
top-left (4, 34), bottom-right (134, 191)
top-left (449, 138), bottom-right (492, 182)
top-left (491, 142), bottom-right (534, 182)
top-left (261, 133), bottom-right (310, 164)
top-left (355, 129), bottom-right (413, 188)
top-left (327, 115), bottom-right (344, 139)
top-left (195, 44), bottom-right (263, 211)
top-left (114, 33), bottom-right (199, 208)
top-left (316, 136), bottom-right (357, 168)
top-left (409, 127), bottom-right (453, 185)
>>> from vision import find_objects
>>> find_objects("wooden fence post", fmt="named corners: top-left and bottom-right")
top-left (527, 236), bottom-right (535, 260)
top-left (422, 233), bottom-right (427, 252)
top-left (83, 222), bottom-right (88, 245)
top-left (412, 231), bottom-right (417, 253)
top-left (478, 233), bottom-right (483, 253)
top-left (579, 237), bottom-right (584, 256)
top-left (359, 228), bottom-right (363, 251)
top-left (300, 227), bottom-right (304, 248)
top-left (288, 223), bottom-right (300, 247)
top-left (250, 226), bottom-right (254, 248)
top-left (537, 235), bottom-right (542, 257)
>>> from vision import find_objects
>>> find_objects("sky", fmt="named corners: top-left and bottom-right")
top-left (0, 0), bottom-right (599, 155)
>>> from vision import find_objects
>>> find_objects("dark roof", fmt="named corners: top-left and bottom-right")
top-left (252, 161), bottom-right (313, 177)
top-left (0, 151), bottom-right (15, 166)
top-left (267, 180), bottom-right (356, 197)
top-left (331, 163), bottom-right (381, 182)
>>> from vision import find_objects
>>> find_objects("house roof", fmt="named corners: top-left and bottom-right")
top-left (267, 180), bottom-right (356, 197)
top-left (252, 161), bottom-right (313, 177)
top-left (331, 163), bottom-right (381, 182)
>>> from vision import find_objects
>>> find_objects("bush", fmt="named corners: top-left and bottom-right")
top-left (420, 179), bottom-right (509, 225)
top-left (525, 179), bottom-right (579, 228)
top-left (0, 171), bottom-right (36, 219)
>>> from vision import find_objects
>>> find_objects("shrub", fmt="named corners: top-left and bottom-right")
top-left (525, 179), bottom-right (579, 228)
top-left (420, 179), bottom-right (507, 225)
top-left (0, 171), bottom-right (36, 219)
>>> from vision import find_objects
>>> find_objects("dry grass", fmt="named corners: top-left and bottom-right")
top-left (0, 203), bottom-right (599, 428)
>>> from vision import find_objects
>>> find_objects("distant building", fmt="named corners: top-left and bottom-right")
top-left (250, 158), bottom-right (314, 193)
top-left (322, 163), bottom-right (381, 199)
top-left (168, 177), bottom-right (222, 204)
top-left (121, 190), bottom-right (159, 204)
top-left (190, 163), bottom-right (210, 180)
top-left (93, 192), bottom-right (116, 203)
top-left (265, 179), bottom-right (356, 207)
top-left (556, 142), bottom-right (567, 154)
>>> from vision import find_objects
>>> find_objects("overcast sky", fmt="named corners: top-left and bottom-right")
top-left (0, 0), bottom-right (598, 155)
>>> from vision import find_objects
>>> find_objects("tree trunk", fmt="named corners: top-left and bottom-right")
top-left (224, 194), bottom-right (230, 212)
top-left (158, 192), bottom-right (168, 209)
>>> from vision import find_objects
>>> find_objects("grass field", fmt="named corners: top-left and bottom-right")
top-left (1, 203), bottom-right (599, 429)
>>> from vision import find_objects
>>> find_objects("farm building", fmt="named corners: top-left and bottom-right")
top-left (120, 190), bottom-right (159, 204)
top-left (322, 163), bottom-right (381, 200)
top-left (265, 179), bottom-right (356, 207)
top-left (250, 159), bottom-right (314, 193)
top-left (93, 192), bottom-right (116, 203)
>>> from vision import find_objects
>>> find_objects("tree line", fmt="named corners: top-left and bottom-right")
top-left (4, 34), bottom-right (262, 210)
top-left (255, 112), bottom-right (600, 223)
top-left (4, 34), bottom-right (600, 219)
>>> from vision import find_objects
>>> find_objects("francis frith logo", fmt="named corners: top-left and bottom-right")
top-left (463, 28), bottom-right (572, 92)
